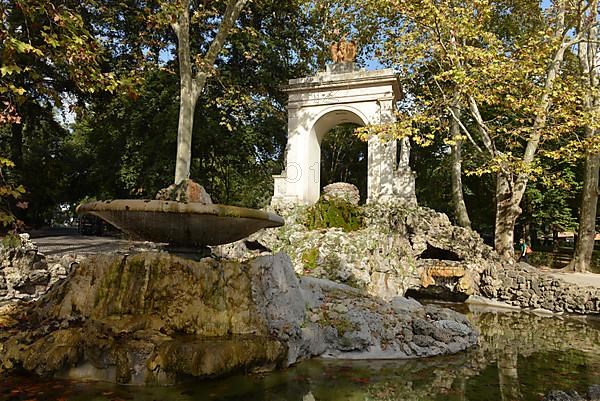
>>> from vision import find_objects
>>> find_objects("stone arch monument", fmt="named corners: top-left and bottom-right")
top-left (271, 61), bottom-right (416, 206)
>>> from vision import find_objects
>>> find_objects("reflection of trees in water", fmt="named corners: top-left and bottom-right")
top-left (471, 308), bottom-right (600, 357)
top-left (5, 310), bottom-right (598, 401)
top-left (471, 308), bottom-right (600, 401)
top-left (293, 309), bottom-right (600, 401)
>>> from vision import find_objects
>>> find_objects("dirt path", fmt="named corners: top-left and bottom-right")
top-left (547, 271), bottom-right (600, 289)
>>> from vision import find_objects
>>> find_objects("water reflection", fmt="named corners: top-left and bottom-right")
top-left (1, 306), bottom-right (599, 401)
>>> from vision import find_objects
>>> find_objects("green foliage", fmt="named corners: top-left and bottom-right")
top-left (304, 198), bottom-right (364, 232)
top-left (0, 157), bottom-right (25, 232)
top-left (1, 233), bottom-right (21, 249)
top-left (69, 70), bottom-right (179, 201)
top-left (0, 0), bottom-right (139, 226)
top-left (355, 0), bottom-right (591, 175)
top-left (320, 124), bottom-right (368, 201)
top-left (0, 0), bottom-right (128, 124)
top-left (522, 164), bottom-right (580, 235)
top-left (0, 104), bottom-right (85, 225)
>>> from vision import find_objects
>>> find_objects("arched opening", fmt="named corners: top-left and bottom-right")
top-left (306, 108), bottom-right (368, 203)
top-left (320, 123), bottom-right (368, 203)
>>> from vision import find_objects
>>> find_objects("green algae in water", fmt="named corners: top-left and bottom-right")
top-left (1, 309), bottom-right (599, 401)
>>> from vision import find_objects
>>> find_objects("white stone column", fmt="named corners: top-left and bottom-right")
top-left (367, 98), bottom-right (397, 203)
top-left (367, 137), bottom-right (382, 203)
top-left (273, 106), bottom-right (306, 204)
top-left (398, 137), bottom-right (411, 168)
top-left (394, 135), bottom-right (417, 205)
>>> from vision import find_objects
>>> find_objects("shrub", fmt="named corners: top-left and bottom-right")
top-left (304, 198), bottom-right (363, 232)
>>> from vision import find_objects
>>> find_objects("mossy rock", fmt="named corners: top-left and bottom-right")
top-left (304, 198), bottom-right (364, 232)
top-left (301, 248), bottom-right (319, 271)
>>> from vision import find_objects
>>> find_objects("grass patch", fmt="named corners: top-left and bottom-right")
top-left (301, 247), bottom-right (319, 271)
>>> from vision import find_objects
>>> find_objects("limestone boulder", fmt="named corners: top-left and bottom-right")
top-left (0, 234), bottom-right (73, 302)
top-left (0, 251), bottom-right (478, 384)
top-left (155, 179), bottom-right (212, 204)
top-left (300, 277), bottom-right (478, 359)
top-left (322, 182), bottom-right (360, 205)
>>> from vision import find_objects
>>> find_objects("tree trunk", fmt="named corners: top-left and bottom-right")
top-left (449, 101), bottom-right (471, 228)
top-left (494, 172), bottom-right (521, 259)
top-left (171, 0), bottom-right (248, 184)
top-left (572, 154), bottom-right (600, 272)
top-left (173, 0), bottom-right (195, 184)
top-left (174, 84), bottom-right (197, 184)
top-left (570, 3), bottom-right (599, 272)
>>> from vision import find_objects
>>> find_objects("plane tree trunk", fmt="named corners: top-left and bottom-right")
top-left (449, 99), bottom-right (471, 228)
top-left (570, 11), bottom-right (599, 272)
top-left (171, 0), bottom-right (248, 184)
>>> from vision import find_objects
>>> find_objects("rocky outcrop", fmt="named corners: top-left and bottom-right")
top-left (322, 182), bottom-right (360, 205)
top-left (0, 234), bottom-right (79, 303)
top-left (542, 386), bottom-right (600, 401)
top-left (155, 179), bottom-right (212, 204)
top-left (0, 251), bottom-right (478, 384)
top-left (479, 263), bottom-right (600, 314)
top-left (219, 201), bottom-right (600, 316)
top-left (302, 277), bottom-right (478, 359)
top-left (233, 201), bottom-right (502, 300)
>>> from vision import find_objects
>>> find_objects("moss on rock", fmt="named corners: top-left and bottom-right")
top-left (0, 253), bottom-right (295, 383)
top-left (304, 198), bottom-right (364, 232)
top-left (301, 248), bottom-right (319, 272)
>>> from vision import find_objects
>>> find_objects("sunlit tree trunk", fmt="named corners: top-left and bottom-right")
top-left (494, 172), bottom-right (522, 259)
top-left (450, 97), bottom-right (471, 228)
top-left (492, 2), bottom-right (571, 259)
top-left (171, 0), bottom-right (248, 184)
top-left (572, 154), bottom-right (600, 272)
top-left (571, 10), bottom-right (599, 272)
top-left (173, 2), bottom-right (198, 184)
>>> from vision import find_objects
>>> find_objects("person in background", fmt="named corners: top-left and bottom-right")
top-left (519, 238), bottom-right (529, 262)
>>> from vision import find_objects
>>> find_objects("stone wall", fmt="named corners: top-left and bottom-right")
top-left (479, 263), bottom-right (600, 314)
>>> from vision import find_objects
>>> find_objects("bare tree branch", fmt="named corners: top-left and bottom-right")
top-left (194, 0), bottom-right (248, 93)
top-left (446, 105), bottom-right (484, 153)
top-left (466, 95), bottom-right (496, 157)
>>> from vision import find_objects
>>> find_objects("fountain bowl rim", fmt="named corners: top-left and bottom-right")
top-left (76, 199), bottom-right (285, 226)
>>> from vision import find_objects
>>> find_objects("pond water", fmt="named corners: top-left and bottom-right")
top-left (2, 305), bottom-right (599, 401)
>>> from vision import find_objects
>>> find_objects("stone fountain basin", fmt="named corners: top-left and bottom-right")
top-left (76, 199), bottom-right (284, 246)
